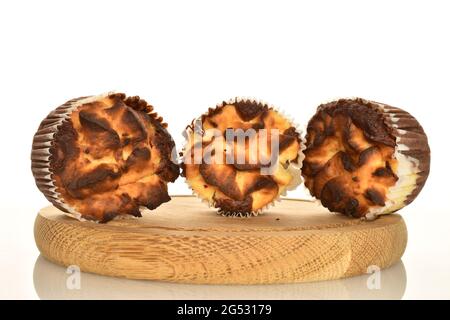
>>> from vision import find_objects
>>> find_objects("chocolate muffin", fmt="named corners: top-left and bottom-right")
top-left (181, 98), bottom-right (304, 216)
top-left (31, 93), bottom-right (179, 222)
top-left (302, 98), bottom-right (430, 219)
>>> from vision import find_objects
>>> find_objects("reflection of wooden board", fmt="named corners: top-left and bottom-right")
top-left (34, 196), bottom-right (407, 285)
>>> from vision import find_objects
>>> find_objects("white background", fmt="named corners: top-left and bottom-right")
top-left (0, 0), bottom-right (449, 299)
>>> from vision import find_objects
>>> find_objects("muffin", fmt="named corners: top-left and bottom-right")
top-left (302, 98), bottom-right (430, 219)
top-left (31, 92), bottom-right (179, 222)
top-left (181, 98), bottom-right (304, 216)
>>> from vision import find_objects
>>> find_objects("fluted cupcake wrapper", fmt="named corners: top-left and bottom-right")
top-left (31, 92), bottom-right (172, 222)
top-left (302, 97), bottom-right (430, 220)
top-left (181, 97), bottom-right (305, 217)
top-left (365, 100), bottom-right (430, 219)
top-left (31, 95), bottom-right (97, 220)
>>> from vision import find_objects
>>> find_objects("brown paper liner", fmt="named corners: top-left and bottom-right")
top-left (372, 100), bottom-right (430, 207)
top-left (31, 92), bottom-right (178, 222)
top-left (303, 97), bottom-right (430, 219)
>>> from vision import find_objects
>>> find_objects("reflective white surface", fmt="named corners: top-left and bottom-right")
top-left (1, 0), bottom-right (450, 300)
top-left (33, 255), bottom-right (406, 300)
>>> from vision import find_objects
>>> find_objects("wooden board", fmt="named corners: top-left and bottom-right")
top-left (34, 196), bottom-right (407, 285)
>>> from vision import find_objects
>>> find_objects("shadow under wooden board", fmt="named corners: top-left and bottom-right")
top-left (34, 196), bottom-right (407, 285)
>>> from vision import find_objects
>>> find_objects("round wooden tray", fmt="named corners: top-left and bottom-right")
top-left (34, 196), bottom-right (407, 285)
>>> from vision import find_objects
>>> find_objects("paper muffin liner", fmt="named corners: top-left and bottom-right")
top-left (365, 99), bottom-right (430, 219)
top-left (180, 97), bottom-right (305, 217)
top-left (31, 92), bottom-right (175, 222)
top-left (302, 97), bottom-right (430, 220)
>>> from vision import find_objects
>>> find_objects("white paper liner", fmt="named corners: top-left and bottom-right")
top-left (181, 97), bottom-right (305, 217)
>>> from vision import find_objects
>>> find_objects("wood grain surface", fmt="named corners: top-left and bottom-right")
top-left (34, 196), bottom-right (407, 284)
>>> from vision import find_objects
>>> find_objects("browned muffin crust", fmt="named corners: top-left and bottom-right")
top-left (31, 93), bottom-right (179, 222)
top-left (182, 98), bottom-right (303, 216)
top-left (302, 98), bottom-right (430, 218)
